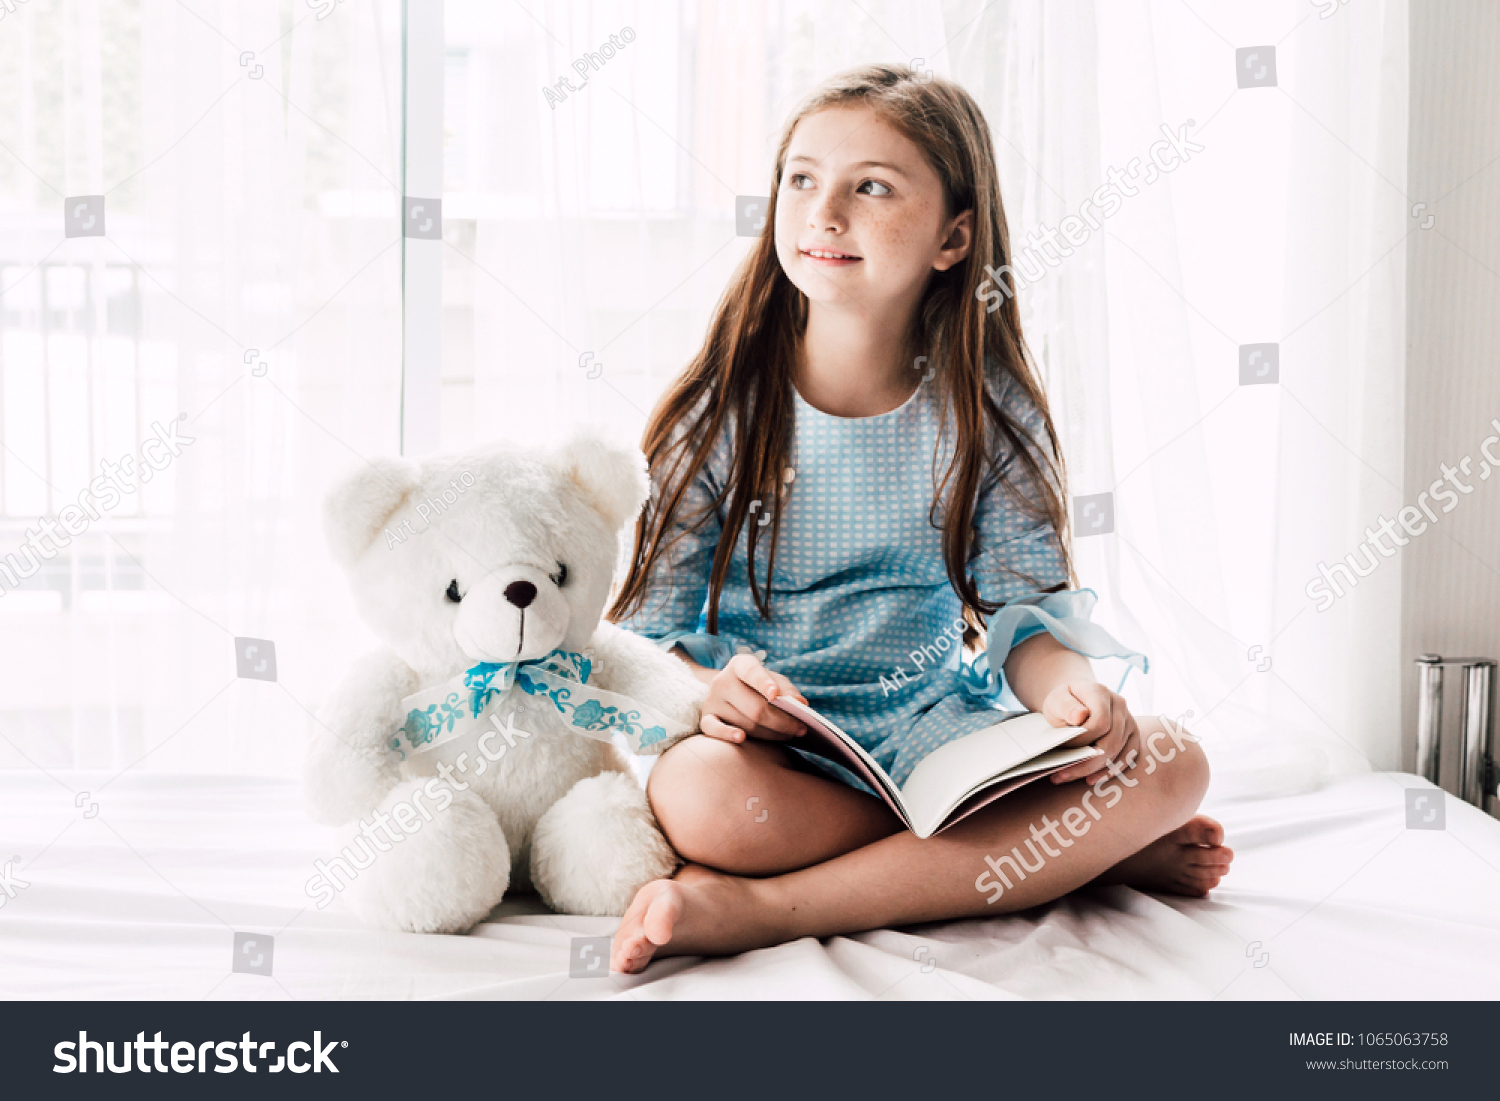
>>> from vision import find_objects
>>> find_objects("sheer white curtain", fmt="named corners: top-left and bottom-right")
top-left (442, 0), bottom-right (1408, 798)
top-left (964, 0), bottom-right (1408, 796)
top-left (1, 0), bottom-right (1407, 791)
top-left (0, 0), bottom-right (404, 775)
top-left (436, 0), bottom-right (953, 454)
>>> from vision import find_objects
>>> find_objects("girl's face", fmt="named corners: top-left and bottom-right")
top-left (775, 103), bottom-right (972, 321)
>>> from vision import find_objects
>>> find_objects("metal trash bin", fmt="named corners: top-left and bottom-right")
top-left (1415, 654), bottom-right (1497, 814)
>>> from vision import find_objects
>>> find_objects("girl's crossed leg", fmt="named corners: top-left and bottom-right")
top-left (610, 714), bottom-right (1232, 973)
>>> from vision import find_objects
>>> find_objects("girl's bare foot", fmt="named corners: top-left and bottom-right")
top-left (608, 818), bottom-right (1233, 974)
top-left (609, 864), bottom-right (783, 975)
top-left (1090, 814), bottom-right (1234, 897)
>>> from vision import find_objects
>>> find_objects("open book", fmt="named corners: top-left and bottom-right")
top-left (770, 697), bottom-right (1104, 839)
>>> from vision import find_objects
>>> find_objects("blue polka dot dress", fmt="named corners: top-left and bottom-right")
top-left (617, 363), bottom-right (1149, 797)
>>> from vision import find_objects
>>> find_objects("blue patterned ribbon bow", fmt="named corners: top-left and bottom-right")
top-left (388, 648), bottom-right (689, 760)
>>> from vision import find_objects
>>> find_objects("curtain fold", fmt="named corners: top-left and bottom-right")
top-left (0, 1), bottom-right (1408, 792)
top-left (949, 0), bottom-right (1407, 796)
top-left (0, 1), bottom-right (404, 774)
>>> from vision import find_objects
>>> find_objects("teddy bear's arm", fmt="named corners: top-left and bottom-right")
top-left (587, 622), bottom-right (707, 752)
top-left (302, 647), bottom-right (424, 825)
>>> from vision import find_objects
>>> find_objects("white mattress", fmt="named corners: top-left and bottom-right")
top-left (2, 767), bottom-right (1497, 1000)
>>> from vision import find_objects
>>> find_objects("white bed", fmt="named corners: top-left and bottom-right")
top-left (3, 763), bottom-right (1498, 1000)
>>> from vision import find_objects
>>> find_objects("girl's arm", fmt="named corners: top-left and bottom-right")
top-left (669, 644), bottom-right (719, 687)
top-left (1001, 629), bottom-right (1095, 712)
top-left (967, 375), bottom-right (1143, 774)
top-left (1001, 629), bottom-right (1126, 757)
top-left (670, 644), bottom-right (809, 742)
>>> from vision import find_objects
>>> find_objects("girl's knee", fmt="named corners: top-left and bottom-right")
top-left (645, 736), bottom-right (782, 864)
top-left (1135, 717), bottom-right (1209, 816)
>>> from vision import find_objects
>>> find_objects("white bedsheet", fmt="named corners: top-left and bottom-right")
top-left (2, 768), bottom-right (1498, 1000)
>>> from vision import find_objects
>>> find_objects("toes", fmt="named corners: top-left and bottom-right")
top-left (610, 882), bottom-right (663, 972)
top-left (1178, 873), bottom-right (1216, 896)
top-left (641, 883), bottom-right (683, 949)
top-left (1181, 861), bottom-right (1225, 891)
top-left (613, 935), bottom-right (645, 973)
top-left (606, 878), bottom-right (688, 975)
top-left (610, 930), bottom-right (642, 973)
top-left (1182, 815), bottom-right (1224, 847)
top-left (612, 914), bottom-right (651, 963)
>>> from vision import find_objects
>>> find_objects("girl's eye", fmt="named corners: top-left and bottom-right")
top-left (786, 173), bottom-right (890, 197)
top-left (445, 579), bottom-right (463, 603)
top-left (550, 562), bottom-right (568, 588)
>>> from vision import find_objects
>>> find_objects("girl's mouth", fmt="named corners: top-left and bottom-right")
top-left (800, 248), bottom-right (861, 266)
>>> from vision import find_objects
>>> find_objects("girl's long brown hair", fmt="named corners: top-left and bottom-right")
top-left (606, 63), bottom-right (1075, 653)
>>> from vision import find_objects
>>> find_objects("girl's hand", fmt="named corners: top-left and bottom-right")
top-left (1040, 681), bottom-right (1141, 784)
top-left (699, 653), bottom-right (810, 744)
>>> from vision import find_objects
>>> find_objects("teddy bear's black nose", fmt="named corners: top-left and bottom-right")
top-left (504, 580), bottom-right (537, 609)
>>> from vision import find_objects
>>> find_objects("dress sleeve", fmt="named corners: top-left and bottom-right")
top-left (613, 410), bottom-right (752, 672)
top-left (957, 372), bottom-right (1149, 706)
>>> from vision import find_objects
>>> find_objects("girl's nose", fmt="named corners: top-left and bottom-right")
top-left (807, 191), bottom-right (847, 231)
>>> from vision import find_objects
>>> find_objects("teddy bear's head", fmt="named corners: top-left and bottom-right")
top-left (322, 431), bottom-right (649, 679)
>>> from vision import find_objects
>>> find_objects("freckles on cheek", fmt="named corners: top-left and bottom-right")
top-left (869, 199), bottom-right (934, 262)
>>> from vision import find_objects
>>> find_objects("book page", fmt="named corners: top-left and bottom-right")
top-left (769, 698), bottom-right (1095, 839)
top-left (767, 697), bottom-right (911, 826)
top-left (897, 713), bottom-right (1091, 838)
top-left (922, 746), bottom-right (1106, 837)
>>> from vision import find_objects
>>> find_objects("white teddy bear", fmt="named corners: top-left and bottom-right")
top-left (303, 430), bottom-right (706, 934)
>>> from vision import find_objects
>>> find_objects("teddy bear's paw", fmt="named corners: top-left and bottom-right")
top-left (530, 771), bottom-right (680, 917)
top-left (588, 624), bottom-right (710, 732)
top-left (301, 746), bottom-right (400, 827)
top-left (340, 781), bottom-right (511, 934)
top-left (302, 648), bottom-right (423, 825)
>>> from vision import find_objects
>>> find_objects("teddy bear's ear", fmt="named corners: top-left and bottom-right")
top-left (555, 429), bottom-right (650, 532)
top-left (322, 456), bottom-right (423, 566)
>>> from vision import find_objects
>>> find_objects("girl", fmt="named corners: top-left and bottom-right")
top-left (605, 63), bottom-right (1233, 974)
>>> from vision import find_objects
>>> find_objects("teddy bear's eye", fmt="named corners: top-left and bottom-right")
top-left (445, 579), bottom-right (463, 603)
top-left (549, 562), bottom-right (568, 588)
